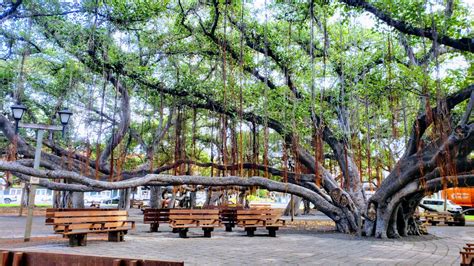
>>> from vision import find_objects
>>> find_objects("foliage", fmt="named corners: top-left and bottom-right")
top-left (0, 0), bottom-right (472, 183)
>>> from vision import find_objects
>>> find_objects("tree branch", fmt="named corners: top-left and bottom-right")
top-left (0, 0), bottom-right (22, 23)
top-left (0, 160), bottom-right (344, 222)
top-left (404, 84), bottom-right (473, 157)
top-left (340, 0), bottom-right (474, 53)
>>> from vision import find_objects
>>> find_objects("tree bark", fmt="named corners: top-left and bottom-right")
top-left (150, 186), bottom-right (163, 208)
top-left (53, 190), bottom-right (61, 208)
top-left (71, 192), bottom-right (84, 208)
top-left (118, 188), bottom-right (131, 210)
top-left (284, 196), bottom-right (302, 216)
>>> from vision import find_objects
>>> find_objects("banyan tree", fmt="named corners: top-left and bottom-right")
top-left (0, 0), bottom-right (472, 238)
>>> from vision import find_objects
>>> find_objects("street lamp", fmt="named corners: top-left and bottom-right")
top-left (58, 108), bottom-right (73, 125)
top-left (10, 104), bottom-right (73, 242)
top-left (58, 108), bottom-right (73, 137)
top-left (10, 103), bottom-right (27, 133)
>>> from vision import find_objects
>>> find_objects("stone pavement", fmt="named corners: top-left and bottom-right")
top-left (0, 211), bottom-right (472, 265)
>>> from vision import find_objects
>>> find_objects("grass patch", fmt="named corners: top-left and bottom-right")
top-left (465, 215), bottom-right (474, 221)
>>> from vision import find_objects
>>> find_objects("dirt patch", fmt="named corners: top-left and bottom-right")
top-left (285, 219), bottom-right (336, 231)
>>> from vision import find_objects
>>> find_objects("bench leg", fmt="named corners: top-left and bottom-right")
top-left (178, 228), bottom-right (188, 238)
top-left (245, 227), bottom-right (256, 237)
top-left (203, 228), bottom-right (214, 237)
top-left (108, 231), bottom-right (126, 242)
top-left (172, 228), bottom-right (179, 233)
top-left (267, 227), bottom-right (278, 237)
top-left (225, 224), bottom-right (233, 232)
top-left (68, 234), bottom-right (87, 247)
top-left (1, 251), bottom-right (12, 266)
top-left (150, 223), bottom-right (159, 232)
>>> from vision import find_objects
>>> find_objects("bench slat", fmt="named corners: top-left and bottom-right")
top-left (54, 216), bottom-right (128, 224)
top-left (236, 209), bottom-right (285, 229)
top-left (169, 215), bottom-right (219, 220)
top-left (172, 219), bottom-right (219, 223)
top-left (62, 226), bottom-right (131, 235)
top-left (54, 221), bottom-right (133, 232)
top-left (237, 215), bottom-right (281, 219)
top-left (54, 210), bottom-right (127, 217)
top-left (168, 209), bottom-right (221, 231)
top-left (169, 209), bottom-right (219, 214)
top-left (237, 210), bottom-right (280, 214)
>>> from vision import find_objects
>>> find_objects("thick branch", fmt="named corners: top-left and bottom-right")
top-left (0, 160), bottom-right (343, 221)
top-left (341, 0), bottom-right (474, 53)
top-left (404, 84), bottom-right (473, 157)
top-left (0, 0), bottom-right (22, 22)
top-left (372, 123), bottom-right (474, 204)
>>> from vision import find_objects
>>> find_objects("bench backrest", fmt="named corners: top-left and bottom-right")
top-left (52, 210), bottom-right (129, 233)
top-left (207, 204), bottom-right (243, 209)
top-left (169, 209), bottom-right (220, 227)
top-left (143, 208), bottom-right (171, 223)
top-left (249, 203), bottom-right (272, 209)
top-left (46, 208), bottom-right (118, 225)
top-left (237, 208), bottom-right (282, 225)
top-left (219, 207), bottom-right (243, 222)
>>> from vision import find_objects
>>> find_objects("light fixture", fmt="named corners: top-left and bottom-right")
top-left (57, 108), bottom-right (73, 137)
top-left (10, 103), bottom-right (27, 134)
top-left (58, 108), bottom-right (73, 125)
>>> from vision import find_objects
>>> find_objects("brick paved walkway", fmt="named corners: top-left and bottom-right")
top-left (0, 213), bottom-right (472, 265)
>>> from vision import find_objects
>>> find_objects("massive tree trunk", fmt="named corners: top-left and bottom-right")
top-left (364, 87), bottom-right (474, 238)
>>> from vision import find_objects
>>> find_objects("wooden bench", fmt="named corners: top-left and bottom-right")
top-left (143, 208), bottom-right (171, 232)
top-left (249, 203), bottom-right (272, 209)
top-left (169, 209), bottom-right (221, 238)
top-left (420, 211), bottom-right (455, 226)
top-left (207, 205), bottom-right (243, 232)
top-left (237, 208), bottom-right (285, 237)
top-left (220, 207), bottom-right (242, 232)
top-left (51, 210), bottom-right (135, 246)
top-left (45, 208), bottom-right (118, 225)
top-left (131, 199), bottom-right (145, 209)
top-left (461, 243), bottom-right (474, 266)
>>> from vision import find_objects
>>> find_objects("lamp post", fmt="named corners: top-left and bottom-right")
top-left (11, 103), bottom-right (73, 242)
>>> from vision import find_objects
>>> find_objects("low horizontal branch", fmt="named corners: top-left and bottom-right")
top-left (0, 160), bottom-right (342, 220)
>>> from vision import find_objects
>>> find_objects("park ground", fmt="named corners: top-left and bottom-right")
top-left (0, 209), bottom-right (473, 265)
